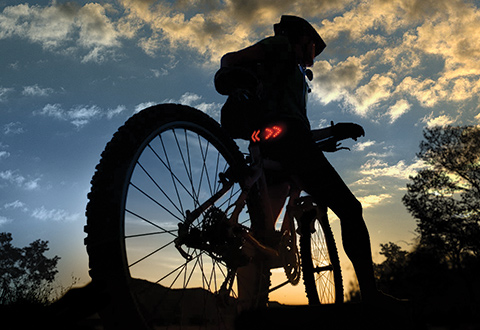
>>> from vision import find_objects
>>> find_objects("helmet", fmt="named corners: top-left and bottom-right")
top-left (274, 15), bottom-right (326, 57)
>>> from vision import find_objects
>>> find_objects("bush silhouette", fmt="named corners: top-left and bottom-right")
top-left (0, 232), bottom-right (60, 305)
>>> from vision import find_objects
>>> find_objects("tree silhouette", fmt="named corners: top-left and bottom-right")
top-left (0, 232), bottom-right (60, 305)
top-left (402, 125), bottom-right (480, 269)
top-left (362, 126), bottom-right (480, 326)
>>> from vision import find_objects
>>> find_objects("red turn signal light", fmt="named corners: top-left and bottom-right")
top-left (251, 125), bottom-right (283, 143)
top-left (251, 130), bottom-right (261, 142)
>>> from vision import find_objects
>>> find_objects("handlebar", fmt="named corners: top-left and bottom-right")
top-left (312, 121), bottom-right (365, 152)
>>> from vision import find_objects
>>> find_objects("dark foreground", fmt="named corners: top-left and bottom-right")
top-left (1, 284), bottom-right (479, 330)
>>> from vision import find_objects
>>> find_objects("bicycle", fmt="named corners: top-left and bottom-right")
top-left (84, 103), bottom-right (347, 329)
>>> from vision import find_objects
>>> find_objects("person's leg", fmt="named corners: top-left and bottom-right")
top-left (261, 123), bottom-right (378, 300)
top-left (299, 158), bottom-right (378, 301)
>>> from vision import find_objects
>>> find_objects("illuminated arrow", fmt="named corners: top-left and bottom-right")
top-left (265, 128), bottom-right (274, 140)
top-left (272, 126), bottom-right (282, 138)
top-left (265, 126), bottom-right (282, 140)
top-left (251, 130), bottom-right (261, 142)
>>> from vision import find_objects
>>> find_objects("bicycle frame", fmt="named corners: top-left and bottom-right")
top-left (176, 122), bottom-right (339, 258)
top-left (176, 142), bottom-right (297, 255)
top-left (174, 122), bottom-right (341, 303)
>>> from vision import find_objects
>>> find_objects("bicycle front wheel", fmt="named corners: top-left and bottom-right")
top-left (300, 212), bottom-right (344, 304)
top-left (85, 104), bottom-right (250, 329)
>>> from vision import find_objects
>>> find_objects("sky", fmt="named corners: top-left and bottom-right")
top-left (1, 0), bottom-right (480, 295)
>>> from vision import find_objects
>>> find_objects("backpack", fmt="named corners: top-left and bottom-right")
top-left (215, 67), bottom-right (263, 140)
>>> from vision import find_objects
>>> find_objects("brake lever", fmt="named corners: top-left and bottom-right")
top-left (317, 140), bottom-right (351, 152)
top-left (334, 142), bottom-right (350, 152)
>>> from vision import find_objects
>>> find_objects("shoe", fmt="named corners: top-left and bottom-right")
top-left (363, 291), bottom-right (414, 329)
top-left (364, 290), bottom-right (408, 304)
top-left (364, 290), bottom-right (412, 316)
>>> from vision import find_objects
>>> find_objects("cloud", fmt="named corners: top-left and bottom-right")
top-left (35, 103), bottom-right (127, 127)
top-left (164, 92), bottom-right (222, 119)
top-left (107, 105), bottom-right (127, 119)
top-left (312, 0), bottom-right (480, 120)
top-left (31, 206), bottom-right (80, 222)
top-left (349, 73), bottom-right (395, 116)
top-left (36, 103), bottom-right (65, 120)
top-left (0, 87), bottom-right (14, 102)
top-left (365, 146), bottom-right (395, 158)
top-left (4, 200), bottom-right (27, 211)
top-left (0, 3), bottom-right (73, 48)
top-left (0, 215), bottom-right (12, 227)
top-left (386, 99), bottom-right (411, 123)
top-left (1, 202), bottom-right (80, 225)
top-left (0, 142), bottom-right (11, 160)
top-left (0, 170), bottom-right (40, 190)
top-left (177, 92), bottom-right (202, 106)
top-left (22, 84), bottom-right (54, 97)
top-left (421, 112), bottom-right (455, 128)
top-left (0, 2), bottom-right (123, 62)
top-left (311, 56), bottom-right (367, 105)
top-left (411, 2), bottom-right (480, 81)
top-left (360, 158), bottom-right (425, 180)
top-left (357, 193), bottom-right (392, 208)
top-left (68, 105), bottom-right (102, 127)
top-left (134, 101), bottom-right (157, 114)
top-left (117, 0), bottom-right (350, 62)
top-left (310, 51), bottom-right (403, 119)
top-left (396, 77), bottom-right (444, 108)
top-left (353, 140), bottom-right (376, 152)
top-left (196, 102), bottom-right (222, 119)
top-left (150, 68), bottom-right (168, 77)
top-left (0, 151), bottom-right (10, 160)
top-left (119, 1), bottom-right (246, 61)
top-left (77, 3), bottom-right (121, 49)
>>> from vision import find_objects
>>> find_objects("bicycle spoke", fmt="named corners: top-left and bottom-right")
top-left (125, 209), bottom-right (177, 238)
top-left (129, 182), bottom-right (183, 222)
top-left (159, 132), bottom-right (193, 215)
top-left (150, 136), bottom-right (198, 208)
top-left (135, 160), bottom-right (184, 217)
top-left (128, 240), bottom-right (175, 268)
top-left (173, 129), bottom-right (196, 209)
top-left (197, 134), bottom-right (212, 196)
top-left (125, 231), bottom-right (176, 239)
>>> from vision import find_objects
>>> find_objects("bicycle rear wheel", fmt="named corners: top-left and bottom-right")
top-left (300, 211), bottom-right (344, 304)
top-left (84, 104), bottom-right (251, 329)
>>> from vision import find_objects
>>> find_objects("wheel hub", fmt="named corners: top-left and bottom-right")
top-left (177, 207), bottom-right (248, 268)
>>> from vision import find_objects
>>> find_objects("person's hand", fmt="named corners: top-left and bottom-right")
top-left (332, 122), bottom-right (365, 141)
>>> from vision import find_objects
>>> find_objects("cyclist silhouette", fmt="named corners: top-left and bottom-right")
top-left (215, 15), bottom-right (388, 304)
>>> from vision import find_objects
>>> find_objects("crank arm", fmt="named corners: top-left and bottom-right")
top-left (242, 232), bottom-right (279, 259)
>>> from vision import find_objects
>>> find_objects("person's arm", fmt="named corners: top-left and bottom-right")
top-left (311, 126), bottom-right (334, 141)
top-left (221, 43), bottom-right (266, 68)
